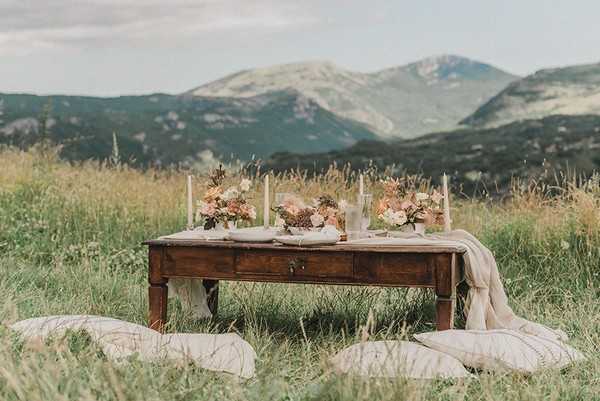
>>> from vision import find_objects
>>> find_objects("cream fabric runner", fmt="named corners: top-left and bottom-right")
top-left (348, 229), bottom-right (567, 341)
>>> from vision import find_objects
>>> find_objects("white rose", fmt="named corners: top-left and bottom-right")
top-left (416, 192), bottom-right (429, 201)
top-left (310, 213), bottom-right (325, 227)
top-left (275, 216), bottom-right (285, 227)
top-left (222, 187), bottom-right (239, 200)
top-left (248, 206), bottom-right (257, 220)
top-left (240, 179), bottom-right (251, 192)
top-left (338, 199), bottom-right (348, 211)
top-left (392, 210), bottom-right (407, 226)
top-left (381, 209), bottom-right (394, 225)
top-left (382, 209), bottom-right (407, 226)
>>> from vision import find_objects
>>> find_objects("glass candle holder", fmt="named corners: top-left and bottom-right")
top-left (358, 193), bottom-right (373, 232)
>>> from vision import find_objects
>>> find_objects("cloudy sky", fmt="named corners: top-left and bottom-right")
top-left (1, 0), bottom-right (599, 96)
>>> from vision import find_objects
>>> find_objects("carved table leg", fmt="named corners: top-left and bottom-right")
top-left (432, 253), bottom-right (458, 331)
top-left (148, 246), bottom-right (168, 332)
top-left (203, 279), bottom-right (219, 316)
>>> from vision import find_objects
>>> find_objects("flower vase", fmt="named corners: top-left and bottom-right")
top-left (214, 221), bottom-right (237, 231)
top-left (401, 222), bottom-right (425, 235)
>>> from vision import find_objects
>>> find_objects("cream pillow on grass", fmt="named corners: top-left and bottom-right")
top-left (11, 315), bottom-right (257, 379)
top-left (414, 329), bottom-right (585, 375)
top-left (330, 340), bottom-right (472, 379)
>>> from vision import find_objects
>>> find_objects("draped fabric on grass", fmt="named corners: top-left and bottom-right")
top-left (168, 278), bottom-right (213, 319)
top-left (331, 230), bottom-right (583, 378)
top-left (351, 230), bottom-right (567, 341)
top-left (350, 229), bottom-right (568, 341)
top-left (159, 229), bottom-right (230, 320)
top-left (10, 315), bottom-right (256, 379)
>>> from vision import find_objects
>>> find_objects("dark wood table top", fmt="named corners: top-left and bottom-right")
top-left (143, 238), bottom-right (466, 254)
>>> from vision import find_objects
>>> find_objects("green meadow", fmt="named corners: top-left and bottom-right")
top-left (0, 148), bottom-right (598, 401)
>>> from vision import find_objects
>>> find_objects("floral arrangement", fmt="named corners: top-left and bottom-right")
top-left (273, 194), bottom-right (346, 230)
top-left (376, 178), bottom-right (444, 228)
top-left (196, 165), bottom-right (256, 230)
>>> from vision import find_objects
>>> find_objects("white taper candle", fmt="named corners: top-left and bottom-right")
top-left (187, 175), bottom-right (193, 230)
top-left (443, 173), bottom-right (451, 232)
top-left (359, 174), bottom-right (364, 196)
top-left (263, 174), bottom-right (270, 229)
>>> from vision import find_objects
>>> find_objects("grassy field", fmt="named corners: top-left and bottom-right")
top-left (0, 147), bottom-right (598, 401)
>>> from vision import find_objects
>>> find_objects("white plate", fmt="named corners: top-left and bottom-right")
top-left (228, 227), bottom-right (279, 242)
top-left (288, 227), bottom-right (320, 236)
top-left (275, 234), bottom-right (339, 246)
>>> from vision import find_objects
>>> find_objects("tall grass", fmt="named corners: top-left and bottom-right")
top-left (0, 147), bottom-right (598, 400)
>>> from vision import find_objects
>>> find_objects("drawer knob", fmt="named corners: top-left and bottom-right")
top-left (288, 258), bottom-right (305, 274)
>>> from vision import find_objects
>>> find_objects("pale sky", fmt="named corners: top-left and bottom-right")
top-left (1, 0), bottom-right (599, 96)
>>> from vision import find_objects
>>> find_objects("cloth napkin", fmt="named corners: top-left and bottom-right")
top-left (285, 224), bottom-right (341, 245)
top-left (159, 229), bottom-right (229, 241)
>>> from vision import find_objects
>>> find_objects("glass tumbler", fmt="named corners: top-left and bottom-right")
top-left (345, 205), bottom-right (362, 241)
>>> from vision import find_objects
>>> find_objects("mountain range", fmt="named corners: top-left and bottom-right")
top-left (265, 114), bottom-right (600, 195)
top-left (0, 91), bottom-right (376, 166)
top-left (190, 55), bottom-right (518, 139)
top-left (460, 61), bottom-right (600, 127)
top-left (1, 55), bottom-right (600, 180)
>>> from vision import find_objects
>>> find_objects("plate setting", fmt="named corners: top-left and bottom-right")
top-left (228, 227), bottom-right (280, 243)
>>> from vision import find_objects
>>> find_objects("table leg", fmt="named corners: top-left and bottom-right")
top-left (149, 284), bottom-right (168, 331)
top-left (432, 253), bottom-right (458, 331)
top-left (148, 246), bottom-right (168, 332)
top-left (203, 279), bottom-right (219, 315)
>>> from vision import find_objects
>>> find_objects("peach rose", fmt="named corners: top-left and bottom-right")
top-left (204, 186), bottom-right (223, 201)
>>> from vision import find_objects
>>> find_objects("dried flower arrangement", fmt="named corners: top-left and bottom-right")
top-left (273, 194), bottom-right (346, 230)
top-left (376, 177), bottom-right (444, 229)
top-left (196, 165), bottom-right (256, 230)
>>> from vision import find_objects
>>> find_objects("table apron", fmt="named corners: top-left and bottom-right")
top-left (153, 246), bottom-right (460, 288)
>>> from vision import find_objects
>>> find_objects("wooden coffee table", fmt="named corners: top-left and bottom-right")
top-left (143, 239), bottom-right (466, 332)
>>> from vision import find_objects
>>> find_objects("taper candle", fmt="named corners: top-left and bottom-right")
top-left (443, 173), bottom-right (451, 232)
top-left (359, 174), bottom-right (364, 196)
top-left (187, 175), bottom-right (193, 230)
top-left (263, 174), bottom-right (269, 229)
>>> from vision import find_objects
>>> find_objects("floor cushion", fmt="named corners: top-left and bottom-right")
top-left (414, 329), bottom-right (585, 374)
top-left (330, 340), bottom-right (472, 379)
top-left (10, 315), bottom-right (256, 378)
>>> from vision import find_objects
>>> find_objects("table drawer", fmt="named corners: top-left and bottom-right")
top-left (353, 253), bottom-right (435, 286)
top-left (235, 250), bottom-right (354, 281)
top-left (163, 247), bottom-right (235, 277)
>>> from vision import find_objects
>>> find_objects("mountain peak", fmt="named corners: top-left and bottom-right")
top-left (405, 54), bottom-right (515, 82)
top-left (186, 55), bottom-right (517, 139)
top-left (461, 61), bottom-right (600, 127)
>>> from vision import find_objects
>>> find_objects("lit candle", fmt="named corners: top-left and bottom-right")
top-left (263, 174), bottom-right (269, 229)
top-left (187, 175), bottom-right (193, 230)
top-left (443, 173), bottom-right (451, 232)
top-left (359, 174), bottom-right (364, 196)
